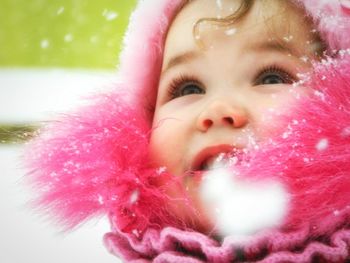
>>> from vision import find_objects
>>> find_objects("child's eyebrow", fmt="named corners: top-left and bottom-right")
top-left (161, 42), bottom-right (293, 77)
top-left (252, 38), bottom-right (325, 58)
top-left (248, 39), bottom-right (301, 57)
top-left (161, 50), bottom-right (199, 76)
top-left (161, 39), bottom-right (314, 78)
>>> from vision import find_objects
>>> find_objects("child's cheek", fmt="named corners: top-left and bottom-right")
top-left (149, 122), bottom-right (184, 175)
top-left (255, 85), bottom-right (310, 139)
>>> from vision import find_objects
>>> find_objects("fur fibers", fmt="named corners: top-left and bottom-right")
top-left (236, 53), bottom-right (350, 237)
top-left (25, 90), bottom-right (187, 234)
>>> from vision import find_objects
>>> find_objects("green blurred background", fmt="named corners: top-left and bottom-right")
top-left (1, 0), bottom-right (137, 69)
top-left (0, 0), bottom-right (137, 143)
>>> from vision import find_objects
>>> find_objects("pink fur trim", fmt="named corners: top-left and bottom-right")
top-left (236, 53), bottom-right (350, 236)
top-left (24, 91), bottom-right (185, 233)
top-left (117, 0), bottom-right (184, 122)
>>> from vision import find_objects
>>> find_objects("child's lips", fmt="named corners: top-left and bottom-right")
top-left (191, 144), bottom-right (245, 171)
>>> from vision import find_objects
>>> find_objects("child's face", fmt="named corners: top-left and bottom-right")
top-left (151, 0), bottom-right (320, 179)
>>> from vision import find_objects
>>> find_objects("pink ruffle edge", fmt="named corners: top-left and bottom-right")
top-left (104, 225), bottom-right (350, 262)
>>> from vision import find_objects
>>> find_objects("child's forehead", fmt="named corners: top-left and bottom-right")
top-left (170, 0), bottom-right (311, 40)
top-left (162, 0), bottom-right (317, 69)
top-left (182, 0), bottom-right (243, 18)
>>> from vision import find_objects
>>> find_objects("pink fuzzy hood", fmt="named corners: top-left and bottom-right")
top-left (24, 0), bottom-right (350, 262)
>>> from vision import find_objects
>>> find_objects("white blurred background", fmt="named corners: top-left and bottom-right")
top-left (0, 69), bottom-right (122, 263)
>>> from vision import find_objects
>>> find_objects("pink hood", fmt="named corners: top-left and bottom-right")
top-left (24, 0), bottom-right (350, 262)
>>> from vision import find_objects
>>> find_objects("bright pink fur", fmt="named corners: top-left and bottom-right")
top-left (236, 53), bottom-right (350, 236)
top-left (25, 90), bottom-right (187, 234)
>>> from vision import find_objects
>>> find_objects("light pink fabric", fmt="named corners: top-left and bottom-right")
top-left (104, 226), bottom-right (350, 262)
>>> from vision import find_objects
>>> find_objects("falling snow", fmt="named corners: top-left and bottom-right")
top-left (316, 138), bottom-right (329, 151)
top-left (341, 126), bottom-right (350, 137)
top-left (300, 56), bottom-right (309, 63)
top-left (103, 10), bottom-right (119, 21)
top-left (314, 90), bottom-right (326, 101)
top-left (40, 39), bottom-right (50, 49)
top-left (57, 6), bottom-right (65, 15)
top-left (225, 28), bottom-right (237, 36)
top-left (90, 35), bottom-right (99, 44)
top-left (64, 34), bottom-right (73, 42)
top-left (156, 166), bottom-right (167, 174)
top-left (283, 35), bottom-right (293, 42)
top-left (130, 190), bottom-right (139, 204)
top-left (282, 131), bottom-right (290, 139)
top-left (98, 195), bottom-right (104, 204)
top-left (216, 0), bottom-right (223, 9)
top-left (323, 15), bottom-right (343, 28)
top-left (338, 48), bottom-right (350, 57)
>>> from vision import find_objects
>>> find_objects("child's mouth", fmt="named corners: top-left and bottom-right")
top-left (200, 152), bottom-right (243, 170)
top-left (191, 145), bottom-right (246, 172)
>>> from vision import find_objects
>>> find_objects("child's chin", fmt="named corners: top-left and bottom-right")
top-left (163, 169), bottom-right (211, 231)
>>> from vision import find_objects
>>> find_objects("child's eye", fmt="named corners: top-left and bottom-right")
top-left (168, 75), bottom-right (205, 99)
top-left (254, 66), bottom-right (295, 86)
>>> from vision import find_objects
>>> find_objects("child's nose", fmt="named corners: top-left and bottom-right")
top-left (196, 100), bottom-right (248, 132)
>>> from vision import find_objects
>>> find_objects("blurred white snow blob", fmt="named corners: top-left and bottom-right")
top-left (199, 165), bottom-right (288, 240)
